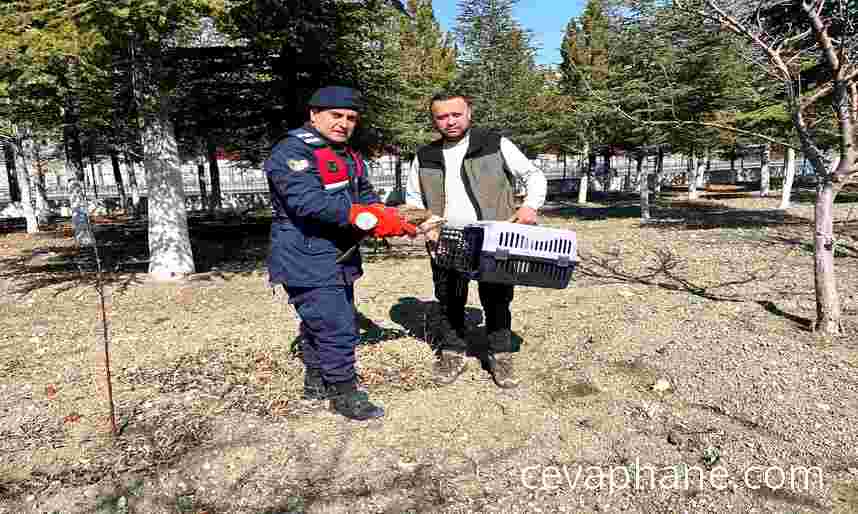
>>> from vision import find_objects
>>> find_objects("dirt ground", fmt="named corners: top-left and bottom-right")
top-left (1, 187), bottom-right (857, 514)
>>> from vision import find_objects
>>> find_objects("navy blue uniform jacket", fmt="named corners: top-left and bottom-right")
top-left (265, 125), bottom-right (380, 287)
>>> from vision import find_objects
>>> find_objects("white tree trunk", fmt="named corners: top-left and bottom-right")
top-left (125, 153), bottom-right (141, 214)
top-left (30, 142), bottom-right (51, 226)
top-left (655, 148), bottom-right (664, 193)
top-left (578, 141), bottom-right (590, 204)
top-left (814, 178), bottom-right (840, 334)
top-left (144, 92), bottom-right (195, 280)
top-left (13, 128), bottom-right (38, 233)
top-left (759, 144), bottom-right (771, 196)
top-left (779, 147), bottom-right (796, 209)
top-left (695, 161), bottom-right (706, 190)
top-left (687, 154), bottom-right (699, 200)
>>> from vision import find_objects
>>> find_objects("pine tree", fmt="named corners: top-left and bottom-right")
top-left (453, 0), bottom-right (545, 140)
top-left (385, 0), bottom-right (456, 155)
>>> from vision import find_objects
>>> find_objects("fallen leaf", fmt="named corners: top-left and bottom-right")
top-left (63, 413), bottom-right (81, 424)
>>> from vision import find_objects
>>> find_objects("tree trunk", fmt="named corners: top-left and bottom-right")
top-left (760, 144), bottom-right (771, 197)
top-left (603, 153), bottom-right (611, 192)
top-left (207, 138), bottom-right (222, 211)
top-left (655, 146), bottom-right (664, 194)
top-left (730, 155), bottom-right (736, 183)
top-left (578, 141), bottom-right (591, 204)
top-left (124, 150), bottom-right (141, 215)
top-left (62, 101), bottom-right (95, 245)
top-left (687, 151), bottom-right (699, 200)
top-left (13, 127), bottom-right (38, 233)
top-left (700, 149), bottom-right (711, 189)
top-left (779, 147), bottom-right (796, 209)
top-left (813, 178), bottom-right (841, 335)
top-left (144, 89), bottom-right (195, 280)
top-left (110, 148), bottom-right (128, 212)
top-left (638, 154), bottom-right (650, 222)
top-left (4, 142), bottom-right (21, 202)
top-left (196, 156), bottom-right (209, 211)
top-left (89, 153), bottom-right (100, 199)
top-left (395, 152), bottom-right (403, 198)
top-left (635, 154), bottom-right (645, 192)
top-left (30, 139), bottom-right (51, 225)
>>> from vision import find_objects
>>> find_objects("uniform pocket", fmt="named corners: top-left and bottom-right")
top-left (301, 235), bottom-right (337, 256)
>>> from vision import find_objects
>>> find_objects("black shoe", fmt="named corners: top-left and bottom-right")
top-left (303, 367), bottom-right (327, 400)
top-left (328, 381), bottom-right (384, 421)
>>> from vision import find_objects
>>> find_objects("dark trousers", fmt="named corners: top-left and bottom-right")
top-left (287, 285), bottom-right (358, 385)
top-left (431, 261), bottom-right (515, 346)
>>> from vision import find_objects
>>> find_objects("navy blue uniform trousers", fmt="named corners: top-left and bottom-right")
top-left (287, 285), bottom-right (358, 385)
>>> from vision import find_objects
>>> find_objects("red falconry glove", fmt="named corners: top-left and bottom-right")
top-left (348, 204), bottom-right (383, 231)
top-left (372, 206), bottom-right (418, 238)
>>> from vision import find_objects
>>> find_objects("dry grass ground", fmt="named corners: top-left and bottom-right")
top-left (1, 187), bottom-right (857, 514)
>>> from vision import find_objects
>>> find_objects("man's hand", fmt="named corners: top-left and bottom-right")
top-left (508, 206), bottom-right (538, 225)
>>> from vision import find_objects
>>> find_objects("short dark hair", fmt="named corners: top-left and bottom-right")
top-left (429, 91), bottom-right (472, 109)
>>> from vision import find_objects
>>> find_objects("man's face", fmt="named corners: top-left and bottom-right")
top-left (310, 108), bottom-right (359, 143)
top-left (430, 97), bottom-right (472, 141)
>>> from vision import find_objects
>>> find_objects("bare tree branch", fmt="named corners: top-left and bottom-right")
top-left (802, 1), bottom-right (841, 73)
top-left (685, 0), bottom-right (792, 81)
top-left (798, 68), bottom-right (858, 109)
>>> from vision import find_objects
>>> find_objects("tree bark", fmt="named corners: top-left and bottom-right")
top-left (779, 147), bottom-right (795, 209)
top-left (813, 178), bottom-right (840, 334)
top-left (730, 155), bottom-right (736, 183)
top-left (124, 150), bottom-right (141, 215)
top-left (655, 146), bottom-right (664, 194)
top-left (62, 105), bottom-right (95, 246)
top-left (89, 153), bottom-right (100, 199)
top-left (109, 147), bottom-right (128, 212)
top-left (207, 138), bottom-right (222, 211)
top-left (578, 141), bottom-right (591, 204)
top-left (687, 150), bottom-right (699, 200)
top-left (196, 156), bottom-right (209, 211)
top-left (759, 144), bottom-right (771, 196)
top-left (13, 127), bottom-right (38, 233)
top-left (638, 154), bottom-right (650, 222)
top-left (395, 152), bottom-right (403, 199)
top-left (29, 139), bottom-right (51, 226)
top-left (144, 88), bottom-right (195, 280)
top-left (3, 142), bottom-right (20, 202)
top-left (635, 154), bottom-right (645, 192)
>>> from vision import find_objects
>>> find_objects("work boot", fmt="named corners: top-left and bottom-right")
top-left (328, 381), bottom-right (384, 421)
top-left (482, 330), bottom-right (520, 389)
top-left (433, 348), bottom-right (468, 385)
top-left (303, 367), bottom-right (327, 400)
top-left (429, 312), bottom-right (469, 385)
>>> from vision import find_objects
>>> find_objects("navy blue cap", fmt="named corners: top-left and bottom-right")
top-left (308, 86), bottom-right (364, 112)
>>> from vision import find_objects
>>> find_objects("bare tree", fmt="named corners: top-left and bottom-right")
top-left (674, 0), bottom-right (857, 334)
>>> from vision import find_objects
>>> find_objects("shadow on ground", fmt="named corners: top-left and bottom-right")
top-left (578, 247), bottom-right (814, 331)
top-left (388, 296), bottom-right (523, 352)
top-left (545, 189), bottom-right (814, 230)
top-left (0, 213), bottom-right (431, 297)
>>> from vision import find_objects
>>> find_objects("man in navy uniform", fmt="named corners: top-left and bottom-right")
top-left (266, 86), bottom-right (416, 420)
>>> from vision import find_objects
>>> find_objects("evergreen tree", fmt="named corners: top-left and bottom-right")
top-left (453, 0), bottom-right (545, 142)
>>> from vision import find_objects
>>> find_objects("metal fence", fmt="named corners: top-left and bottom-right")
top-left (0, 151), bottom-right (816, 208)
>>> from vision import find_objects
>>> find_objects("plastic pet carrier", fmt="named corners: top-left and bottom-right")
top-left (432, 221), bottom-right (577, 289)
